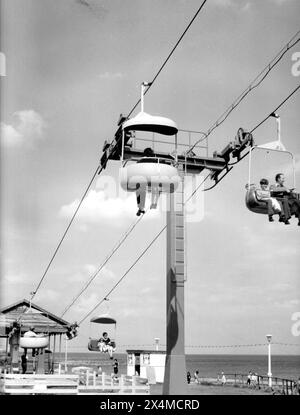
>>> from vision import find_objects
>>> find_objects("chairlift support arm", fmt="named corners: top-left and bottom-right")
top-left (99, 120), bottom-right (253, 187)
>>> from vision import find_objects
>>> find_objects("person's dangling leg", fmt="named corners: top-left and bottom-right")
top-left (150, 186), bottom-right (160, 209)
top-left (136, 183), bottom-right (146, 216)
top-left (288, 197), bottom-right (300, 226)
top-left (108, 345), bottom-right (113, 359)
top-left (276, 197), bottom-right (290, 224)
top-left (282, 197), bottom-right (291, 224)
top-left (267, 200), bottom-right (274, 222)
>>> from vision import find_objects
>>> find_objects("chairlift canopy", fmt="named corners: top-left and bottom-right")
top-left (123, 111), bottom-right (178, 136)
top-left (90, 315), bottom-right (116, 325)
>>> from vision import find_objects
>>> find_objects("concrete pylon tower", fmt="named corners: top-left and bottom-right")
top-left (163, 171), bottom-right (187, 394)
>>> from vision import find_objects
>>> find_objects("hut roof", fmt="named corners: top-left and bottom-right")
top-left (0, 299), bottom-right (71, 337)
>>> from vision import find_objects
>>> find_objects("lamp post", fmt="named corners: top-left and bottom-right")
top-left (266, 334), bottom-right (272, 388)
top-left (65, 336), bottom-right (68, 373)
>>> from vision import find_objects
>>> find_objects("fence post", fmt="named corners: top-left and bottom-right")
top-left (132, 375), bottom-right (137, 394)
top-left (102, 371), bottom-right (105, 386)
top-left (120, 374), bottom-right (125, 394)
top-left (93, 371), bottom-right (96, 387)
top-left (58, 363), bottom-right (61, 375)
top-left (86, 370), bottom-right (89, 387)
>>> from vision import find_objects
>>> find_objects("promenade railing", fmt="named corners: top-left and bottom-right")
top-left (216, 373), bottom-right (298, 395)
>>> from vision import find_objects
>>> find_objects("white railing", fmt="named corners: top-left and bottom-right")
top-left (72, 367), bottom-right (150, 395)
top-left (0, 372), bottom-right (79, 395)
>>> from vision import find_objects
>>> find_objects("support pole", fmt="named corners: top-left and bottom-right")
top-left (36, 348), bottom-right (45, 374)
top-left (9, 325), bottom-right (20, 374)
top-left (52, 334), bottom-right (56, 373)
top-left (163, 173), bottom-right (187, 395)
top-left (65, 336), bottom-right (68, 373)
top-left (266, 334), bottom-right (272, 388)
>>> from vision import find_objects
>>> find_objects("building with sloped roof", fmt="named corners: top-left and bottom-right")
top-left (0, 299), bottom-right (76, 374)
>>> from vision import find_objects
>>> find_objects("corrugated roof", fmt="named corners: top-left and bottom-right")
top-left (0, 299), bottom-right (71, 337)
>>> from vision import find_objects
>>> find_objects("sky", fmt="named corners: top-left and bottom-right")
top-left (0, 0), bottom-right (300, 357)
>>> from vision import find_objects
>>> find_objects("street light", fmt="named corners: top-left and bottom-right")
top-left (266, 334), bottom-right (272, 388)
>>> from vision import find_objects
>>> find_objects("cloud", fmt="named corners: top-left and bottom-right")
top-left (1, 110), bottom-right (46, 148)
top-left (268, 0), bottom-right (295, 4)
top-left (35, 288), bottom-right (61, 302)
top-left (274, 298), bottom-right (300, 308)
top-left (3, 273), bottom-right (27, 284)
top-left (212, 0), bottom-right (234, 6)
top-left (0, 124), bottom-right (22, 146)
top-left (72, 292), bottom-right (100, 315)
top-left (68, 264), bottom-right (116, 283)
top-left (59, 189), bottom-right (160, 225)
top-left (212, 0), bottom-right (293, 7)
top-left (98, 72), bottom-right (124, 80)
top-left (76, 0), bottom-right (107, 19)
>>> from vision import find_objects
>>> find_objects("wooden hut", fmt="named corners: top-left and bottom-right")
top-left (0, 299), bottom-right (75, 374)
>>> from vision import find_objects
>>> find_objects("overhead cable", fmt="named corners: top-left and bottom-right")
top-left (31, 165), bottom-right (102, 301)
top-left (60, 212), bottom-right (145, 317)
top-left (127, 0), bottom-right (208, 118)
top-left (188, 30), bottom-right (300, 152)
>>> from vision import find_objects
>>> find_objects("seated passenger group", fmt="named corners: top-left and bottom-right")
top-left (250, 173), bottom-right (300, 226)
top-left (97, 332), bottom-right (115, 359)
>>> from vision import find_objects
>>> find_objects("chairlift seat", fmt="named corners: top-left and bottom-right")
top-left (245, 188), bottom-right (269, 215)
top-left (20, 335), bottom-right (49, 349)
top-left (88, 338), bottom-right (116, 352)
top-left (120, 158), bottom-right (180, 192)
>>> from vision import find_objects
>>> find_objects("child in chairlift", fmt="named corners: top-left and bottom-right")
top-left (98, 332), bottom-right (115, 359)
top-left (255, 178), bottom-right (283, 222)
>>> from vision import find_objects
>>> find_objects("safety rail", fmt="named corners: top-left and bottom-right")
top-left (131, 129), bottom-right (209, 157)
top-left (0, 373), bottom-right (79, 395)
top-left (71, 367), bottom-right (149, 395)
top-left (216, 373), bottom-right (298, 395)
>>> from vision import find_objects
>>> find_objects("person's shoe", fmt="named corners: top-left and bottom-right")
top-left (298, 220), bottom-right (300, 226)
top-left (136, 210), bottom-right (141, 216)
top-left (279, 216), bottom-right (285, 222)
top-left (268, 216), bottom-right (274, 222)
top-left (284, 219), bottom-right (290, 225)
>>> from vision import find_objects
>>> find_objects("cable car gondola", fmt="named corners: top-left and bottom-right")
top-left (87, 314), bottom-right (117, 358)
top-left (245, 113), bottom-right (297, 221)
top-left (120, 82), bottom-right (181, 215)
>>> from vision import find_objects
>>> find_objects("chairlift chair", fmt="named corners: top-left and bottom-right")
top-left (245, 114), bottom-right (296, 216)
top-left (87, 314), bottom-right (117, 354)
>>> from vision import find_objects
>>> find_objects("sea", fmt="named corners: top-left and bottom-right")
top-left (55, 353), bottom-right (300, 381)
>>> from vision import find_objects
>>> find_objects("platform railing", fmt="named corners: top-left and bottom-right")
top-left (0, 372), bottom-right (79, 395)
top-left (216, 373), bottom-right (298, 395)
top-left (71, 367), bottom-right (150, 395)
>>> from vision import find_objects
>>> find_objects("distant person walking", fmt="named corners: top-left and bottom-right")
top-left (21, 353), bottom-right (27, 374)
top-left (221, 372), bottom-right (226, 386)
top-left (251, 372), bottom-right (257, 388)
top-left (194, 370), bottom-right (200, 384)
top-left (187, 371), bottom-right (191, 384)
top-left (247, 371), bottom-right (252, 387)
top-left (113, 359), bottom-right (119, 376)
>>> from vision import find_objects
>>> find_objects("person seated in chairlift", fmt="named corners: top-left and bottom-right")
top-left (255, 178), bottom-right (284, 223)
top-left (98, 332), bottom-right (114, 358)
top-left (66, 322), bottom-right (78, 339)
top-left (270, 173), bottom-right (300, 226)
top-left (136, 147), bottom-right (161, 216)
top-left (24, 326), bottom-right (37, 337)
